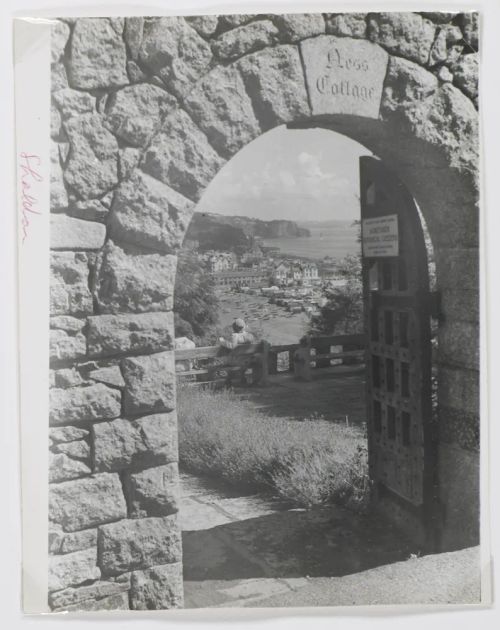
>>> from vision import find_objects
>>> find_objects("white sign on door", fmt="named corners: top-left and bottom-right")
top-left (362, 214), bottom-right (399, 257)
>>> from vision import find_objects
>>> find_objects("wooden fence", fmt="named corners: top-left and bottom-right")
top-left (175, 333), bottom-right (366, 388)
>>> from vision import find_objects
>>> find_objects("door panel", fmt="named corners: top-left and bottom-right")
top-left (360, 157), bottom-right (436, 547)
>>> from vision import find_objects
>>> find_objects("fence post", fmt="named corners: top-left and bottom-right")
top-left (260, 340), bottom-right (270, 385)
top-left (268, 351), bottom-right (278, 375)
top-left (293, 336), bottom-right (312, 382)
top-left (315, 338), bottom-right (331, 369)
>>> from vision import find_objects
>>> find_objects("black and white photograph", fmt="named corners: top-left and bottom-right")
top-left (10, 3), bottom-right (493, 619)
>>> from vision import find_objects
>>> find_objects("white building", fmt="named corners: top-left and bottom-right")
top-left (273, 261), bottom-right (319, 286)
top-left (274, 262), bottom-right (289, 284)
top-left (201, 251), bottom-right (237, 273)
top-left (302, 263), bottom-right (319, 284)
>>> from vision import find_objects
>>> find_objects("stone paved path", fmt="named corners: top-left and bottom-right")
top-left (180, 472), bottom-right (418, 609)
top-left (180, 473), bottom-right (481, 608)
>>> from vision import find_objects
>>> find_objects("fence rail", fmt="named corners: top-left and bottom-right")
top-left (175, 333), bottom-right (366, 388)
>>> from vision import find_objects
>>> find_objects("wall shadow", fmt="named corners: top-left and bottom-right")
top-left (182, 504), bottom-right (414, 582)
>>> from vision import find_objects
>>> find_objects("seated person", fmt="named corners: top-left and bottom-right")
top-left (219, 319), bottom-right (256, 385)
top-left (219, 318), bottom-right (255, 349)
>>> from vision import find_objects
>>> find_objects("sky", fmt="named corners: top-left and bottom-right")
top-left (196, 126), bottom-right (372, 223)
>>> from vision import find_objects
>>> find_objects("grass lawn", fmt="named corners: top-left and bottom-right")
top-left (177, 385), bottom-right (369, 510)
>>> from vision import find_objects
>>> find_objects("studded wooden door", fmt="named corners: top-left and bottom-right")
top-left (360, 156), bottom-right (437, 548)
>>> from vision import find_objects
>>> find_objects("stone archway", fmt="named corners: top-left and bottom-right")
top-left (49, 13), bottom-right (479, 610)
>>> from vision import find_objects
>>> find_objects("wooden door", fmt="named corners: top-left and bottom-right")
top-left (360, 156), bottom-right (437, 548)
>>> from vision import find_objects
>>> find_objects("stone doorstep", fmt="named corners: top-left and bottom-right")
top-left (185, 576), bottom-right (312, 609)
top-left (185, 577), bottom-right (294, 609)
top-left (179, 475), bottom-right (286, 531)
top-left (186, 546), bottom-right (481, 608)
top-left (199, 494), bottom-right (284, 523)
top-left (179, 496), bottom-right (234, 531)
top-left (240, 547), bottom-right (482, 608)
top-left (218, 577), bottom-right (293, 601)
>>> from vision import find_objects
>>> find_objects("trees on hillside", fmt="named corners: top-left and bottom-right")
top-left (310, 220), bottom-right (363, 336)
top-left (309, 254), bottom-right (364, 336)
top-left (174, 250), bottom-right (220, 343)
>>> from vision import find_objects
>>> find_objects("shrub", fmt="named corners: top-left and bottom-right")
top-left (309, 254), bottom-right (364, 336)
top-left (177, 385), bottom-right (370, 510)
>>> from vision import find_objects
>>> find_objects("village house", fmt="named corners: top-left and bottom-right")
top-left (302, 263), bottom-right (320, 283)
top-left (212, 269), bottom-right (269, 288)
top-left (199, 251), bottom-right (237, 273)
top-left (240, 242), bottom-right (265, 266)
top-left (273, 261), bottom-right (319, 286)
top-left (274, 262), bottom-right (289, 284)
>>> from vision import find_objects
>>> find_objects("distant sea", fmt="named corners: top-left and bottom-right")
top-left (261, 220), bottom-right (360, 261)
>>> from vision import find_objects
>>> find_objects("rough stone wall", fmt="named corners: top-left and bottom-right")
top-left (49, 12), bottom-right (479, 610)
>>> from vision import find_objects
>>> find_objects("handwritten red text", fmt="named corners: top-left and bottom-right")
top-left (19, 152), bottom-right (43, 243)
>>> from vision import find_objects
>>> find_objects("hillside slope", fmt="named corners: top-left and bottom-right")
top-left (186, 212), bottom-right (310, 251)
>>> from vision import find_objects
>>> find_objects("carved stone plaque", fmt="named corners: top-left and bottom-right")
top-left (300, 36), bottom-right (389, 119)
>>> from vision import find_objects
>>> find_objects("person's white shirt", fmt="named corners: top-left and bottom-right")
top-left (219, 330), bottom-right (255, 349)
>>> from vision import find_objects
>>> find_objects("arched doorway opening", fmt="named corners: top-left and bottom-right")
top-left (173, 124), bottom-right (442, 601)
